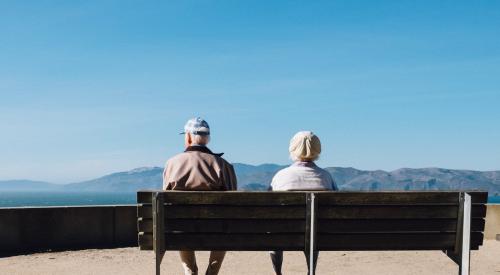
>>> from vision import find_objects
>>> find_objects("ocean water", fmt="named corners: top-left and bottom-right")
top-left (0, 192), bottom-right (499, 207)
top-left (489, 196), bottom-right (500, 204)
top-left (0, 192), bottom-right (137, 207)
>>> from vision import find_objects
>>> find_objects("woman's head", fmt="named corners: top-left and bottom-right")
top-left (289, 131), bottom-right (321, 162)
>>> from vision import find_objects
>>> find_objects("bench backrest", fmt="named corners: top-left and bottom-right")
top-left (314, 192), bottom-right (486, 251)
top-left (137, 191), bottom-right (488, 252)
top-left (138, 191), bottom-right (307, 251)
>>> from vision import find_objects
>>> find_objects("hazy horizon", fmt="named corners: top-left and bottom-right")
top-left (2, 163), bottom-right (500, 185)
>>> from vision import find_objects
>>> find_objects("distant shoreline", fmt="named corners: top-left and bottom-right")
top-left (0, 191), bottom-right (499, 208)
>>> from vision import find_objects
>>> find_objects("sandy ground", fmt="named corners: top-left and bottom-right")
top-left (1, 241), bottom-right (499, 275)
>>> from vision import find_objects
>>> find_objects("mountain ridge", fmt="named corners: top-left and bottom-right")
top-left (1, 164), bottom-right (499, 196)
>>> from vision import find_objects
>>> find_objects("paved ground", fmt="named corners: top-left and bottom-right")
top-left (1, 241), bottom-right (499, 274)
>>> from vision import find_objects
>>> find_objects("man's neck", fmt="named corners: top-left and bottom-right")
top-left (190, 143), bottom-right (206, 147)
top-left (184, 145), bottom-right (224, 157)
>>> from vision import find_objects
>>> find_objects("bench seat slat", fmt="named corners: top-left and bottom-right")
top-left (138, 232), bottom-right (483, 251)
top-left (317, 218), bottom-right (485, 233)
top-left (137, 191), bottom-right (488, 205)
top-left (138, 205), bottom-right (306, 219)
top-left (137, 191), bottom-right (306, 205)
top-left (315, 191), bottom-right (488, 205)
top-left (138, 232), bottom-right (305, 251)
top-left (137, 218), bottom-right (485, 234)
top-left (138, 204), bottom-right (486, 220)
top-left (316, 232), bottom-right (484, 251)
top-left (317, 205), bottom-right (486, 219)
top-left (139, 219), bottom-right (306, 233)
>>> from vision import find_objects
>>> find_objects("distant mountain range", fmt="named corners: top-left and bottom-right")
top-left (1, 164), bottom-right (499, 196)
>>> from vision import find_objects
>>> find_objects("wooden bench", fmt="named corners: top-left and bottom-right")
top-left (137, 191), bottom-right (488, 275)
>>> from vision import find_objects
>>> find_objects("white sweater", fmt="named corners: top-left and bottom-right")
top-left (271, 161), bottom-right (337, 191)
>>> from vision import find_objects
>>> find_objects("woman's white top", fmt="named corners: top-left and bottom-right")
top-left (271, 161), bottom-right (338, 191)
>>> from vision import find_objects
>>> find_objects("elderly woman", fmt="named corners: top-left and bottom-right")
top-left (269, 131), bottom-right (338, 275)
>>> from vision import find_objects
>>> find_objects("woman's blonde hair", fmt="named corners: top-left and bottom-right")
top-left (289, 131), bottom-right (321, 161)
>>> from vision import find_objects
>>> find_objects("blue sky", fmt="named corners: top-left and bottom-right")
top-left (1, 1), bottom-right (499, 183)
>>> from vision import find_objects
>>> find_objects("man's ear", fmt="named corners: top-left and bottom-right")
top-left (186, 133), bottom-right (192, 146)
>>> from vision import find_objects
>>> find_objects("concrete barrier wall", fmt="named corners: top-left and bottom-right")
top-left (0, 205), bottom-right (137, 255)
top-left (485, 204), bottom-right (500, 240)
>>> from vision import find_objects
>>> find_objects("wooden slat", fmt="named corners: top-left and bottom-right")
top-left (138, 191), bottom-right (489, 205)
top-left (139, 233), bottom-right (305, 251)
top-left (138, 232), bottom-right (483, 251)
top-left (316, 218), bottom-right (485, 233)
top-left (316, 232), bottom-right (484, 251)
top-left (317, 205), bottom-right (486, 219)
top-left (137, 191), bottom-right (153, 204)
top-left (315, 191), bottom-right (488, 205)
top-left (138, 205), bottom-right (305, 219)
top-left (138, 218), bottom-right (305, 233)
top-left (138, 191), bottom-right (306, 205)
top-left (138, 232), bottom-right (152, 250)
top-left (137, 205), bottom-right (145, 218)
top-left (138, 205), bottom-right (486, 220)
top-left (318, 206), bottom-right (457, 219)
top-left (138, 218), bottom-right (485, 234)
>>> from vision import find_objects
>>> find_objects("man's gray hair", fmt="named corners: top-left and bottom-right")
top-left (192, 134), bottom-right (210, 145)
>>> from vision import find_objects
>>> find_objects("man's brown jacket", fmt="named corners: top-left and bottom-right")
top-left (163, 146), bottom-right (237, 191)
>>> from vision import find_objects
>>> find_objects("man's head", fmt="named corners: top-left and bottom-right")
top-left (181, 117), bottom-right (211, 148)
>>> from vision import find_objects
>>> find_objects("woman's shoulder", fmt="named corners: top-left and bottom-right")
top-left (272, 165), bottom-right (297, 180)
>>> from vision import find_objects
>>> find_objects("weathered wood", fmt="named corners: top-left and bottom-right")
top-left (139, 232), bottom-right (305, 251)
top-left (138, 205), bottom-right (486, 220)
top-left (316, 218), bottom-right (485, 233)
top-left (138, 191), bottom-right (306, 205)
top-left (138, 232), bottom-right (151, 250)
top-left (317, 205), bottom-right (486, 219)
top-left (138, 232), bottom-right (483, 251)
top-left (139, 218), bottom-right (306, 233)
top-left (316, 232), bottom-right (483, 251)
top-left (315, 191), bottom-right (488, 205)
top-left (136, 190), bottom-right (488, 273)
top-left (137, 191), bottom-right (488, 205)
top-left (152, 192), bottom-right (165, 275)
top-left (138, 205), bottom-right (306, 219)
top-left (137, 191), bottom-right (153, 204)
top-left (138, 218), bottom-right (485, 234)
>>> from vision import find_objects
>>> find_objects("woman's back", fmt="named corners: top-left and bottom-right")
top-left (271, 161), bottom-right (337, 191)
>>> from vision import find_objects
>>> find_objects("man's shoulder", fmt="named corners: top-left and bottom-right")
top-left (167, 150), bottom-right (225, 164)
top-left (167, 151), bottom-right (190, 161)
top-left (218, 156), bottom-right (233, 166)
top-left (165, 152), bottom-right (192, 167)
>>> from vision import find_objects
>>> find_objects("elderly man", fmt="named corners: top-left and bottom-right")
top-left (163, 117), bottom-right (237, 275)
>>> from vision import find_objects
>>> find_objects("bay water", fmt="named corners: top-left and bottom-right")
top-left (0, 191), bottom-right (499, 207)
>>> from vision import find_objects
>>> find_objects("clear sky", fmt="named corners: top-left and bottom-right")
top-left (1, 1), bottom-right (499, 183)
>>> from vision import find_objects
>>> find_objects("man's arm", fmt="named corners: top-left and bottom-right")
top-left (162, 161), bottom-right (171, 190)
top-left (330, 174), bottom-right (339, 191)
top-left (222, 161), bottom-right (238, 191)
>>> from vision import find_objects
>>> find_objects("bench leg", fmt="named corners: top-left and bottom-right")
top-left (444, 192), bottom-right (471, 275)
top-left (156, 251), bottom-right (166, 275)
top-left (305, 193), bottom-right (317, 275)
top-left (153, 192), bottom-right (166, 275)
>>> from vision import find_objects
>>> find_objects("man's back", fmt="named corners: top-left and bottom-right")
top-left (163, 145), bottom-right (237, 191)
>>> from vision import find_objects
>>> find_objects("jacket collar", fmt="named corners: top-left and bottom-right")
top-left (185, 145), bottom-right (224, 157)
top-left (292, 161), bottom-right (317, 168)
